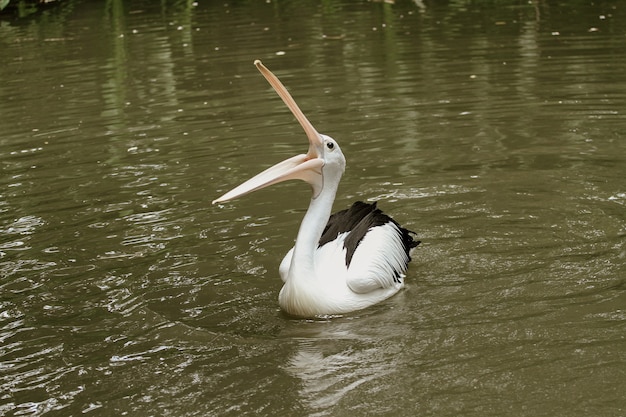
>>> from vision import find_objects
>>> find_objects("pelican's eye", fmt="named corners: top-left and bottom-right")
top-left (326, 141), bottom-right (335, 150)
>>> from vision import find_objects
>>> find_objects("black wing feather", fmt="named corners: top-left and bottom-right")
top-left (318, 201), bottom-right (420, 267)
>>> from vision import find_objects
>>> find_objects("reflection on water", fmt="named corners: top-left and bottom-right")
top-left (284, 318), bottom-right (402, 414)
top-left (1, 0), bottom-right (625, 416)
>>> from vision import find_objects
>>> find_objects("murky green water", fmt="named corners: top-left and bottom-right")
top-left (1, 1), bottom-right (625, 416)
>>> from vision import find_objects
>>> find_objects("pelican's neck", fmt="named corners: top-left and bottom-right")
top-left (289, 180), bottom-right (339, 279)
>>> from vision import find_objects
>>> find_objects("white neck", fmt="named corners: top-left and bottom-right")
top-left (288, 179), bottom-right (339, 279)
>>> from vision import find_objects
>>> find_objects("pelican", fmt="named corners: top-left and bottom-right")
top-left (213, 60), bottom-right (419, 317)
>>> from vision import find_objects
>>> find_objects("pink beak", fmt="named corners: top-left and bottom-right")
top-left (213, 60), bottom-right (325, 204)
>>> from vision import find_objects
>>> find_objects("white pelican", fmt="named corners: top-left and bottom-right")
top-left (213, 60), bottom-right (419, 317)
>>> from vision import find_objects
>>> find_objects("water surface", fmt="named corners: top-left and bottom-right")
top-left (1, 1), bottom-right (625, 416)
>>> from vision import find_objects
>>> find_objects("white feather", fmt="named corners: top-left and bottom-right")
top-left (279, 247), bottom-right (294, 283)
top-left (277, 222), bottom-right (407, 316)
top-left (347, 223), bottom-right (408, 293)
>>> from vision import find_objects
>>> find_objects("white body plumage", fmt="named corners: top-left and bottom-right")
top-left (278, 222), bottom-right (411, 317)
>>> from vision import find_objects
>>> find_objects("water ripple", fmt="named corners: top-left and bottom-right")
top-left (0, 1), bottom-right (624, 416)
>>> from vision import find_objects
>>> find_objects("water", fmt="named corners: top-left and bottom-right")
top-left (1, 1), bottom-right (625, 416)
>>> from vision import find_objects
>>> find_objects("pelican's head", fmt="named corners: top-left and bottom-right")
top-left (213, 60), bottom-right (346, 204)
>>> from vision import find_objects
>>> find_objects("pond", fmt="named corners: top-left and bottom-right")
top-left (1, 1), bottom-right (625, 416)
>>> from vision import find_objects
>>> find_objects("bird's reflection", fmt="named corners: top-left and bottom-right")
top-left (281, 312), bottom-right (404, 412)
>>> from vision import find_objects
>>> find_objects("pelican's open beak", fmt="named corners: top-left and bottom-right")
top-left (212, 60), bottom-right (325, 204)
